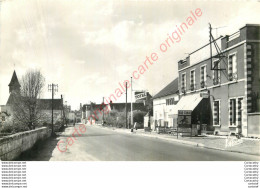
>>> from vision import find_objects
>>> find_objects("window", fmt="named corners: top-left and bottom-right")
top-left (229, 99), bottom-right (236, 126)
top-left (228, 54), bottom-right (237, 81)
top-left (213, 101), bottom-right (220, 125)
top-left (213, 60), bottom-right (220, 85)
top-left (237, 98), bottom-right (243, 127)
top-left (200, 65), bottom-right (207, 88)
top-left (166, 98), bottom-right (175, 105)
top-left (190, 70), bottom-right (195, 91)
top-left (181, 73), bottom-right (186, 93)
top-left (1, 116), bottom-right (5, 122)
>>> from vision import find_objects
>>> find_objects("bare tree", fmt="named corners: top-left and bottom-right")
top-left (12, 70), bottom-right (45, 130)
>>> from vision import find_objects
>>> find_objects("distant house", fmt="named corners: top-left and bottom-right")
top-left (0, 105), bottom-right (11, 125)
top-left (81, 101), bottom-right (146, 124)
top-left (37, 99), bottom-right (64, 124)
top-left (152, 78), bottom-right (179, 130)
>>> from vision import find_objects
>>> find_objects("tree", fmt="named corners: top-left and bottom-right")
top-left (12, 70), bottom-right (45, 130)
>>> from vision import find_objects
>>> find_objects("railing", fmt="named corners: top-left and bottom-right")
top-left (228, 31), bottom-right (240, 42)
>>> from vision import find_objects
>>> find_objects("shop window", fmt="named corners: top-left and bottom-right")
top-left (213, 101), bottom-right (220, 125)
top-left (228, 54), bottom-right (237, 81)
top-left (200, 65), bottom-right (207, 88)
top-left (190, 70), bottom-right (195, 91)
top-left (229, 99), bottom-right (236, 126)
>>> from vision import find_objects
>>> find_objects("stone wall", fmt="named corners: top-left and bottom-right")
top-left (0, 127), bottom-right (51, 161)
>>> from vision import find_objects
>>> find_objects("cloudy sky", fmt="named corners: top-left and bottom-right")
top-left (0, 0), bottom-right (259, 110)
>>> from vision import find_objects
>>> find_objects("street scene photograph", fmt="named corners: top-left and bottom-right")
top-left (0, 0), bottom-right (260, 163)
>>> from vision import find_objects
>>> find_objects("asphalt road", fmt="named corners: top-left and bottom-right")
top-left (20, 124), bottom-right (260, 161)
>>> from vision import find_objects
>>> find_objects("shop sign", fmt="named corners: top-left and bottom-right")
top-left (135, 91), bottom-right (147, 100)
top-left (200, 91), bottom-right (209, 98)
top-left (177, 110), bottom-right (192, 126)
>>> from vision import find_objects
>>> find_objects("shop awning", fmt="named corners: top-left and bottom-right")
top-left (173, 93), bottom-right (203, 114)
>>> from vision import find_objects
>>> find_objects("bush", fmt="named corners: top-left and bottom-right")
top-left (0, 123), bottom-right (29, 134)
top-left (104, 110), bottom-right (126, 127)
top-left (55, 120), bottom-right (64, 126)
top-left (104, 110), bottom-right (147, 128)
top-left (42, 122), bottom-right (52, 129)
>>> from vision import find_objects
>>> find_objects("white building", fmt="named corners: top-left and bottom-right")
top-left (152, 78), bottom-right (179, 130)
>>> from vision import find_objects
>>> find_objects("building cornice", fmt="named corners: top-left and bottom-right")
top-left (178, 40), bottom-right (260, 72)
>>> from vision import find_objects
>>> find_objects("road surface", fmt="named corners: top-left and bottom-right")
top-left (18, 124), bottom-right (260, 161)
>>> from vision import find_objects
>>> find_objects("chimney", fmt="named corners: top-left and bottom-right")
top-left (61, 95), bottom-right (63, 105)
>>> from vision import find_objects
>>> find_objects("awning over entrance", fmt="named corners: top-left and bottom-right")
top-left (173, 93), bottom-right (203, 114)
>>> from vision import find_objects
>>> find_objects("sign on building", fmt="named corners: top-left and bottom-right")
top-left (177, 110), bottom-right (192, 138)
top-left (135, 91), bottom-right (147, 101)
top-left (177, 110), bottom-right (192, 126)
top-left (200, 91), bottom-right (209, 98)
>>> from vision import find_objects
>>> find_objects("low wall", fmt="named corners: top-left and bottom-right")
top-left (0, 127), bottom-right (51, 161)
top-left (248, 113), bottom-right (260, 138)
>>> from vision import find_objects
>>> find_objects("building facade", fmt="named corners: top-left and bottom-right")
top-left (177, 24), bottom-right (260, 137)
top-left (152, 78), bottom-right (179, 130)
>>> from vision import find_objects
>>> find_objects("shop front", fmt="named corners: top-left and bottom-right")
top-left (174, 93), bottom-right (212, 136)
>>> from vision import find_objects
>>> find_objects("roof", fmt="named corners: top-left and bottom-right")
top-left (110, 102), bottom-right (145, 111)
top-left (82, 102), bottom-right (146, 112)
top-left (153, 78), bottom-right (178, 99)
top-left (6, 96), bottom-right (63, 111)
top-left (37, 99), bottom-right (63, 110)
top-left (172, 93), bottom-right (203, 114)
top-left (6, 93), bottom-right (18, 105)
top-left (8, 70), bottom-right (21, 87)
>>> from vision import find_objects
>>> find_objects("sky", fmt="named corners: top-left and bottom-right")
top-left (0, 0), bottom-right (259, 110)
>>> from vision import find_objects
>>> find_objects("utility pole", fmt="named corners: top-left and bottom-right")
top-left (48, 83), bottom-right (58, 135)
top-left (102, 97), bottom-right (104, 126)
top-left (209, 23), bottom-right (213, 70)
top-left (125, 82), bottom-right (128, 129)
top-left (131, 77), bottom-right (133, 129)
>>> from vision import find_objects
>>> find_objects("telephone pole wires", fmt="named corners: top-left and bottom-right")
top-left (48, 83), bottom-right (58, 135)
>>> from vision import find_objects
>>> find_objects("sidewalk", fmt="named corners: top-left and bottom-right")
top-left (94, 124), bottom-right (260, 156)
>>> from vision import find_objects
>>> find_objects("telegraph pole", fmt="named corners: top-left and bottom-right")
top-left (125, 82), bottom-right (128, 129)
top-left (131, 77), bottom-right (133, 129)
top-left (209, 23), bottom-right (213, 70)
top-left (102, 97), bottom-right (104, 126)
top-left (48, 83), bottom-right (58, 135)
